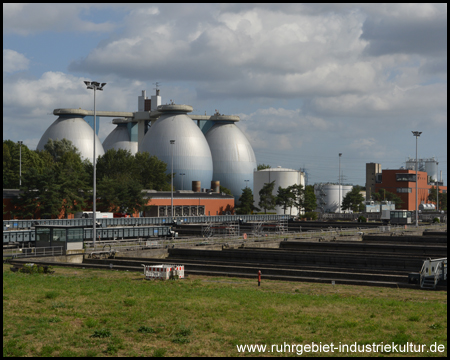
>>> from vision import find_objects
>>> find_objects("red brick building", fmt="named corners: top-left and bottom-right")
top-left (375, 169), bottom-right (446, 211)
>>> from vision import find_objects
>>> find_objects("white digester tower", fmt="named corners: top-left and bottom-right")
top-left (253, 167), bottom-right (305, 215)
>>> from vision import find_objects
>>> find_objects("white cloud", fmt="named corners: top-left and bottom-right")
top-left (3, 49), bottom-right (30, 73)
top-left (237, 107), bottom-right (331, 152)
top-left (3, 4), bottom-right (116, 35)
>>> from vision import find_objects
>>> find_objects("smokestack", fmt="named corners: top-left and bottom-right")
top-left (192, 181), bottom-right (201, 193)
top-left (211, 181), bottom-right (220, 193)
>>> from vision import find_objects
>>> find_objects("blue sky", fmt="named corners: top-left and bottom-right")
top-left (3, 3), bottom-right (447, 186)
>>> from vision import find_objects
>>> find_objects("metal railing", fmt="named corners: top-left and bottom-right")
top-left (3, 214), bottom-right (291, 230)
top-left (3, 246), bottom-right (65, 258)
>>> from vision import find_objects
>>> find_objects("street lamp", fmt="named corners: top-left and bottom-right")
top-left (179, 173), bottom-right (185, 190)
top-left (339, 153), bottom-right (342, 214)
top-left (244, 179), bottom-right (249, 188)
top-left (18, 141), bottom-right (23, 187)
top-left (170, 140), bottom-right (175, 217)
top-left (436, 161), bottom-right (439, 212)
top-left (412, 131), bottom-right (422, 227)
top-left (85, 81), bottom-right (106, 248)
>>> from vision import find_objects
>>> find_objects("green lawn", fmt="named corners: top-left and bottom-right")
top-left (3, 264), bottom-right (447, 357)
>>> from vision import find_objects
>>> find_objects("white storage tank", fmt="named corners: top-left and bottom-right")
top-left (37, 115), bottom-right (105, 163)
top-left (253, 167), bottom-right (305, 215)
top-left (314, 183), bottom-right (353, 213)
top-left (424, 158), bottom-right (438, 182)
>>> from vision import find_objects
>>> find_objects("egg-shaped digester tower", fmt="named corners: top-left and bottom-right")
top-left (103, 120), bottom-right (138, 155)
top-left (37, 115), bottom-right (105, 163)
top-left (205, 122), bottom-right (257, 201)
top-left (140, 105), bottom-right (213, 191)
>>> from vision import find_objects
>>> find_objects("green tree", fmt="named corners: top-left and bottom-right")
top-left (96, 149), bottom-right (137, 181)
top-left (341, 185), bottom-right (365, 212)
top-left (428, 186), bottom-right (447, 211)
top-left (13, 167), bottom-right (62, 219)
top-left (288, 184), bottom-right (305, 215)
top-left (236, 187), bottom-right (259, 215)
top-left (220, 185), bottom-right (233, 196)
top-left (275, 186), bottom-right (295, 214)
top-left (303, 185), bottom-right (317, 212)
top-left (3, 140), bottom-right (50, 189)
top-left (257, 164), bottom-right (271, 171)
top-left (258, 181), bottom-right (276, 214)
top-left (43, 138), bottom-right (81, 162)
top-left (57, 151), bottom-right (91, 217)
top-left (134, 152), bottom-right (171, 190)
top-left (12, 139), bottom-right (89, 219)
top-left (373, 189), bottom-right (404, 209)
top-left (96, 174), bottom-right (149, 214)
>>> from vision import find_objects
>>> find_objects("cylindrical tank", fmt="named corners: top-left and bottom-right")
top-left (37, 115), bottom-right (105, 163)
top-left (424, 158), bottom-right (438, 182)
top-left (205, 123), bottom-right (257, 202)
top-left (211, 181), bottom-right (220, 193)
top-left (314, 184), bottom-right (353, 213)
top-left (102, 123), bottom-right (138, 155)
top-left (253, 167), bottom-right (304, 215)
top-left (140, 105), bottom-right (213, 191)
top-left (405, 157), bottom-right (416, 171)
top-left (192, 181), bottom-right (201, 193)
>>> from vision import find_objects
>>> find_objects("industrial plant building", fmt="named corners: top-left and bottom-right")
top-left (35, 89), bottom-right (257, 203)
top-left (374, 169), bottom-right (446, 211)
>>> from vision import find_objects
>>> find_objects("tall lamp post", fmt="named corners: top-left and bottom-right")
top-left (170, 140), bottom-right (175, 217)
top-left (244, 179), bottom-right (249, 188)
top-left (436, 161), bottom-right (439, 212)
top-left (180, 173), bottom-right (185, 190)
top-left (18, 141), bottom-right (23, 187)
top-left (85, 81), bottom-right (106, 248)
top-left (339, 153), bottom-right (342, 213)
top-left (412, 131), bottom-right (422, 227)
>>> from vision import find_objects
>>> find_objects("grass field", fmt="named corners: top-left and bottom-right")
top-left (3, 263), bottom-right (447, 357)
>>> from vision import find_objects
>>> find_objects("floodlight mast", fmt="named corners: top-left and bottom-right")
top-left (85, 80), bottom-right (106, 249)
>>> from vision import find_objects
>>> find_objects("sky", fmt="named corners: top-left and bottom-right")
top-left (3, 3), bottom-right (447, 186)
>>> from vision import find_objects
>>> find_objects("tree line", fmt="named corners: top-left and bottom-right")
top-left (3, 139), bottom-right (171, 219)
top-left (235, 181), bottom-right (318, 216)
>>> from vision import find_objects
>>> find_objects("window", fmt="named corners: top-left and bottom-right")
top-left (396, 174), bottom-right (416, 182)
top-left (397, 188), bottom-right (412, 193)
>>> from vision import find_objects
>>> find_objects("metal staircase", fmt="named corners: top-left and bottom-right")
top-left (420, 258), bottom-right (447, 289)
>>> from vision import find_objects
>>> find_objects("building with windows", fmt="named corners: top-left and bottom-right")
top-left (365, 163), bottom-right (381, 201)
top-left (374, 169), bottom-right (446, 211)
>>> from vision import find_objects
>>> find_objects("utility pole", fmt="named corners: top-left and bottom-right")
top-left (412, 131), bottom-right (422, 227)
top-left (170, 140), bottom-right (175, 217)
top-left (339, 153), bottom-right (342, 213)
top-left (18, 141), bottom-right (23, 187)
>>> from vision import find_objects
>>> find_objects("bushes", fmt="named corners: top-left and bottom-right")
top-left (19, 264), bottom-right (53, 274)
top-left (433, 217), bottom-right (440, 223)
top-left (358, 215), bottom-right (367, 223)
top-left (301, 212), bottom-right (318, 220)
